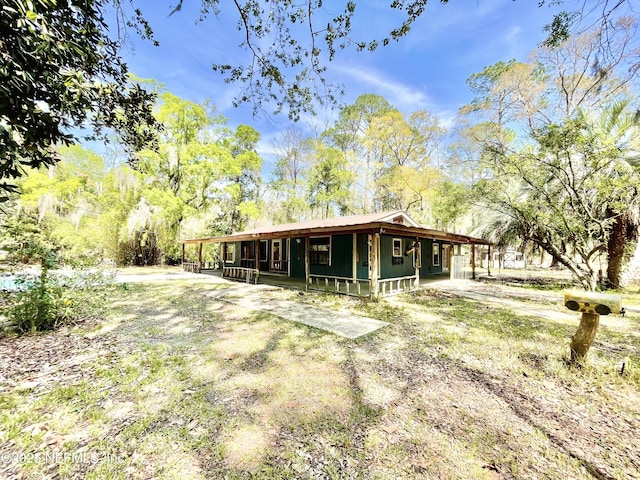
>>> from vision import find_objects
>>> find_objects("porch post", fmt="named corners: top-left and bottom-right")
top-left (413, 238), bottom-right (420, 289)
top-left (222, 243), bottom-right (227, 271)
top-left (198, 242), bottom-right (203, 272)
top-left (352, 233), bottom-right (357, 281)
top-left (450, 241), bottom-right (454, 272)
top-left (255, 239), bottom-right (260, 281)
top-left (304, 235), bottom-right (310, 291)
top-left (371, 233), bottom-right (380, 298)
top-left (471, 242), bottom-right (476, 280)
top-left (181, 243), bottom-right (185, 267)
top-left (287, 237), bottom-right (291, 277)
top-left (487, 244), bottom-right (492, 276)
top-left (449, 242), bottom-right (455, 281)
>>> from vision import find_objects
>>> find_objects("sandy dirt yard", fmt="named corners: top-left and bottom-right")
top-left (1, 268), bottom-right (638, 479)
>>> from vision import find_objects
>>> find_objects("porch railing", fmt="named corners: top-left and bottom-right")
top-left (241, 259), bottom-right (288, 273)
top-left (183, 262), bottom-right (201, 273)
top-left (201, 261), bottom-right (220, 270)
top-left (183, 261), bottom-right (221, 273)
top-left (222, 266), bottom-right (259, 284)
top-left (378, 275), bottom-right (418, 297)
top-left (308, 275), bottom-right (370, 297)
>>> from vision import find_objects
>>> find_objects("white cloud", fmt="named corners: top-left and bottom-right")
top-left (331, 63), bottom-right (434, 113)
top-left (502, 25), bottom-right (525, 59)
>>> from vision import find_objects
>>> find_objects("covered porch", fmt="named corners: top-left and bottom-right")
top-left (180, 238), bottom-right (492, 300)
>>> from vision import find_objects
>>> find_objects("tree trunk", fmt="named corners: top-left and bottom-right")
top-left (570, 312), bottom-right (600, 364)
top-left (606, 214), bottom-right (628, 289)
top-left (539, 244), bottom-right (596, 290)
top-left (549, 241), bottom-right (566, 268)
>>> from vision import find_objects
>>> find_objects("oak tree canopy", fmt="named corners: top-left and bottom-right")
top-left (1, 0), bottom-right (635, 199)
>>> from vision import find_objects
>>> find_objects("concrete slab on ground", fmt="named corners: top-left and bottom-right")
top-left (209, 283), bottom-right (388, 339)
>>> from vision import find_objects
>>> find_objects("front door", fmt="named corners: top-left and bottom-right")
top-left (259, 240), bottom-right (268, 271)
top-left (241, 241), bottom-right (255, 268)
top-left (356, 233), bottom-right (369, 280)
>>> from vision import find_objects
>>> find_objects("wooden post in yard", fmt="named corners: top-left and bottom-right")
top-left (198, 242), bottom-right (203, 273)
top-left (570, 313), bottom-right (600, 363)
top-left (487, 244), bottom-right (492, 276)
top-left (181, 243), bottom-right (185, 267)
top-left (564, 291), bottom-right (621, 364)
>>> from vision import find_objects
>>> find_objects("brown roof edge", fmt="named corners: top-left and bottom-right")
top-left (179, 222), bottom-right (491, 246)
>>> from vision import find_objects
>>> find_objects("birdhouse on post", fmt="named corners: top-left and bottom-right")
top-left (563, 290), bottom-right (623, 363)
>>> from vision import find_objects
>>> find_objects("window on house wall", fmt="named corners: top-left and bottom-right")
top-left (225, 244), bottom-right (235, 263)
top-left (310, 236), bottom-right (331, 265)
top-left (392, 238), bottom-right (402, 257)
top-left (391, 238), bottom-right (404, 265)
top-left (432, 243), bottom-right (440, 266)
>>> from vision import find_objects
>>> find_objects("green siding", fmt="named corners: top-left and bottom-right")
top-left (290, 237), bottom-right (306, 279)
top-left (356, 233), bottom-right (369, 280)
top-left (419, 239), bottom-right (443, 276)
top-left (310, 234), bottom-right (353, 278)
top-left (380, 235), bottom-right (416, 279)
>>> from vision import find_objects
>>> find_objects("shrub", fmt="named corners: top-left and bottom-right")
top-left (2, 258), bottom-right (118, 335)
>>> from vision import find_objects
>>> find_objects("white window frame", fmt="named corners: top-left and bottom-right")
top-left (432, 243), bottom-right (440, 267)
top-left (310, 235), bottom-right (332, 266)
top-left (392, 238), bottom-right (402, 257)
top-left (225, 244), bottom-right (235, 264)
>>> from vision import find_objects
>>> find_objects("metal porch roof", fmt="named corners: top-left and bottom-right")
top-left (179, 210), bottom-right (490, 246)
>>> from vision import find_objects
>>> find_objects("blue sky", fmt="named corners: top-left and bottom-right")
top-left (112, 0), bottom-right (567, 164)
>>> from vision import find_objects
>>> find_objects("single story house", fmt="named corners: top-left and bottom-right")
top-left (179, 210), bottom-right (491, 297)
